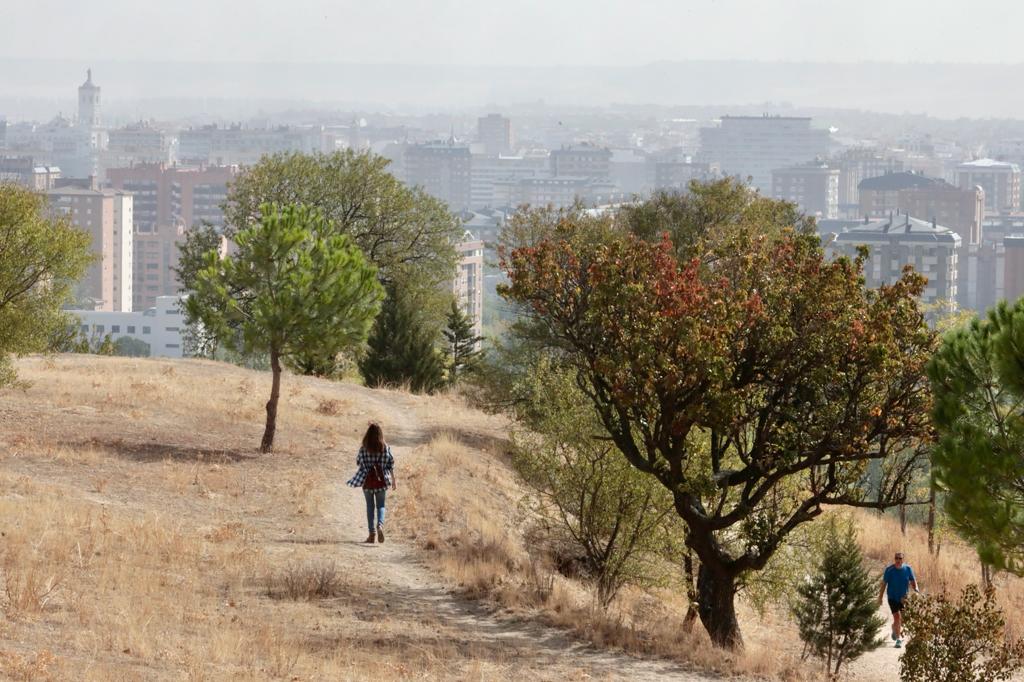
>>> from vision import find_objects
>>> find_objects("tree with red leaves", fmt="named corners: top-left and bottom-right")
top-left (499, 181), bottom-right (935, 648)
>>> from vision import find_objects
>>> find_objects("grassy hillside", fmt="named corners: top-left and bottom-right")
top-left (1, 355), bottom-right (1022, 681)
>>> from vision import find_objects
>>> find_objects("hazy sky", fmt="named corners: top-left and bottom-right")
top-left (3, 0), bottom-right (1022, 66)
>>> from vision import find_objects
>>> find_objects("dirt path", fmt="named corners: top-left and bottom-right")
top-left (323, 389), bottom-right (720, 681)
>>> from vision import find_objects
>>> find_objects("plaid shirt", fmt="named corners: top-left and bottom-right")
top-left (346, 446), bottom-right (394, 488)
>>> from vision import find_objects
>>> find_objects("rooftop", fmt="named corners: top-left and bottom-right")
top-left (858, 171), bottom-right (950, 192)
top-left (958, 157), bottom-right (1021, 171)
top-left (831, 213), bottom-right (961, 245)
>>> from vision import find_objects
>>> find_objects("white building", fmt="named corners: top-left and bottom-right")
top-left (453, 233), bottom-right (484, 338)
top-left (70, 296), bottom-right (187, 358)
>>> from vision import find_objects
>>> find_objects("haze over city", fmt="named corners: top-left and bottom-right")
top-left (5, 2), bottom-right (1024, 681)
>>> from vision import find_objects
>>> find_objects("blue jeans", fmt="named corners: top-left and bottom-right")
top-left (363, 488), bottom-right (387, 532)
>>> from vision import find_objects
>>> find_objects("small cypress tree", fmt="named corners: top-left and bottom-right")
top-left (791, 518), bottom-right (885, 679)
top-left (443, 300), bottom-right (484, 385)
top-left (359, 285), bottom-right (445, 394)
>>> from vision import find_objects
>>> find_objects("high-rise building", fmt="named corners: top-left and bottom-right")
top-left (77, 69), bottom-right (100, 128)
top-left (403, 141), bottom-right (472, 211)
top-left (477, 114), bottom-right (512, 157)
top-left (955, 159), bottom-right (1022, 215)
top-left (107, 163), bottom-right (238, 231)
top-left (133, 222), bottom-right (186, 312)
top-left (699, 115), bottom-right (830, 194)
top-left (46, 187), bottom-right (133, 312)
top-left (771, 164), bottom-right (839, 218)
top-left (859, 172), bottom-right (985, 246)
top-left (824, 213), bottom-right (961, 306)
top-left (101, 122), bottom-right (173, 178)
top-left (829, 148), bottom-right (905, 210)
top-left (550, 144), bottom-right (612, 181)
top-left (453, 233), bottom-right (484, 339)
top-left (469, 153), bottom-right (547, 209)
top-left (111, 192), bottom-right (134, 313)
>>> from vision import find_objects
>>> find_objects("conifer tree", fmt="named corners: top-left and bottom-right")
top-left (929, 298), bottom-right (1024, 573)
top-left (443, 299), bottom-right (484, 384)
top-left (791, 519), bottom-right (885, 679)
top-left (186, 204), bottom-right (383, 452)
top-left (359, 285), bottom-right (445, 394)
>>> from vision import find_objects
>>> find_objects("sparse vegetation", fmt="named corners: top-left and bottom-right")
top-left (901, 584), bottom-right (1024, 682)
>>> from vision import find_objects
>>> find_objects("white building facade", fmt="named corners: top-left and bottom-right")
top-left (70, 296), bottom-right (187, 358)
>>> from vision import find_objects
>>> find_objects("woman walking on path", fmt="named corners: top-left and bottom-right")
top-left (346, 422), bottom-right (395, 543)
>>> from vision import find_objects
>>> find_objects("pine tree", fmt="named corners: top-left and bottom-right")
top-left (791, 519), bottom-right (885, 679)
top-left (443, 299), bottom-right (483, 385)
top-left (186, 204), bottom-right (383, 452)
top-left (359, 285), bottom-right (445, 394)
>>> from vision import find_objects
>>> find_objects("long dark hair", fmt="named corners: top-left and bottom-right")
top-left (362, 422), bottom-right (386, 454)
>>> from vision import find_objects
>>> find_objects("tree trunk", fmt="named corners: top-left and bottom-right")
top-left (260, 348), bottom-right (282, 453)
top-left (683, 549), bottom-right (699, 630)
top-left (899, 504), bottom-right (907, 535)
top-left (927, 486), bottom-right (937, 555)
top-left (696, 562), bottom-right (742, 649)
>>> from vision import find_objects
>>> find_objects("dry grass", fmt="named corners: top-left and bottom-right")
top-left (0, 356), bottom-right (555, 681)
top-left (855, 508), bottom-right (1024, 641)
top-left (396, 428), bottom-right (812, 681)
top-left (16, 355), bottom-right (1009, 681)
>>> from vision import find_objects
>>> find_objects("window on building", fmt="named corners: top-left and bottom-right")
top-left (166, 344), bottom-right (180, 349)
top-left (166, 327), bottom-right (180, 332)
top-left (142, 326), bottom-right (151, 334)
top-left (111, 325), bottom-right (120, 333)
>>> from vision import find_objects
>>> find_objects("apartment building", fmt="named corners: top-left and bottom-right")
top-left (403, 141), bottom-right (472, 211)
top-left (550, 143), bottom-right (612, 181)
top-left (955, 159), bottom-right (1022, 215)
top-left (46, 187), bottom-right (133, 312)
top-left (825, 213), bottom-right (961, 306)
top-left (453, 233), bottom-right (484, 338)
top-left (699, 115), bottom-right (830, 193)
top-left (477, 114), bottom-right (513, 157)
top-left (107, 163), bottom-right (238, 231)
top-left (771, 164), bottom-right (839, 218)
top-left (859, 172), bottom-right (984, 246)
top-left (0, 156), bottom-right (61, 190)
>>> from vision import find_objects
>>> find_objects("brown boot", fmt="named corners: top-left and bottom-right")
top-left (365, 532), bottom-right (376, 543)
top-left (377, 528), bottom-right (385, 543)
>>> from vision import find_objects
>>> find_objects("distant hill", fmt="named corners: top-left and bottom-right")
top-left (2, 59), bottom-right (1024, 120)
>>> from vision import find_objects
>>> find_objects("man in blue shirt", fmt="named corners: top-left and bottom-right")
top-left (877, 551), bottom-right (919, 648)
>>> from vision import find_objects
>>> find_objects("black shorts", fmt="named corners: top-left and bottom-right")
top-left (888, 598), bottom-right (905, 614)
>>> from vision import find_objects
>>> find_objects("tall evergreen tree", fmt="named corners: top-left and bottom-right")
top-left (928, 298), bottom-right (1024, 574)
top-left (791, 519), bottom-right (885, 679)
top-left (359, 285), bottom-right (445, 394)
top-left (443, 300), bottom-right (484, 384)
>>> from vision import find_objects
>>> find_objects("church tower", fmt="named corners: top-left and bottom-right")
top-left (77, 68), bottom-right (100, 128)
